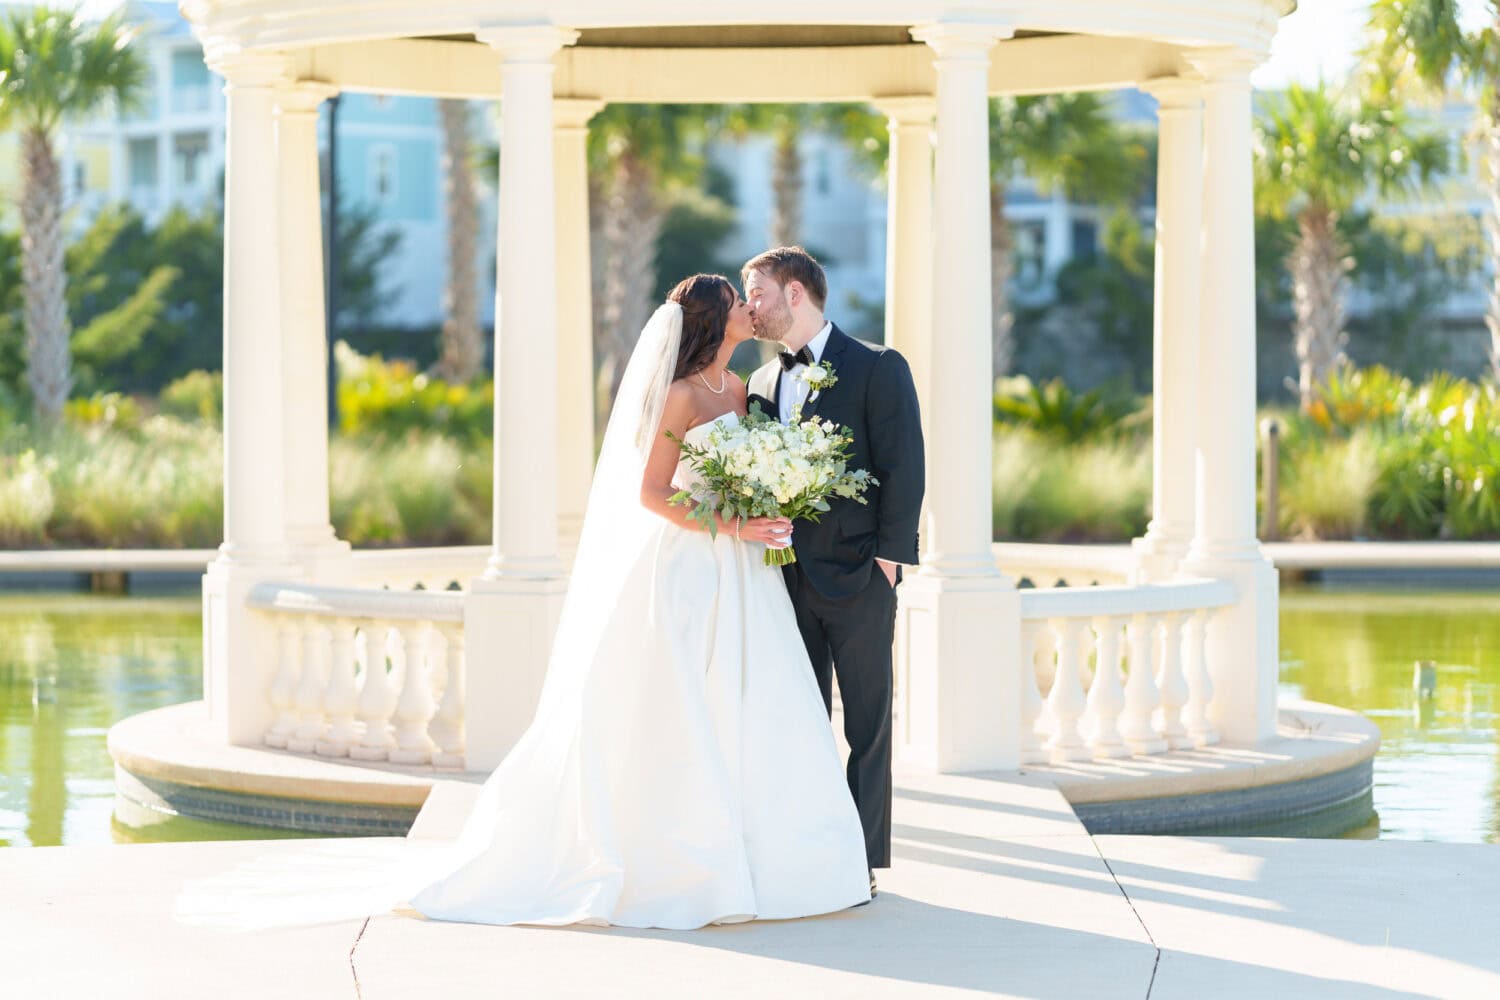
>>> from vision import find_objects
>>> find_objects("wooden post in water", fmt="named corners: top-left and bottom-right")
top-left (1260, 417), bottom-right (1280, 541)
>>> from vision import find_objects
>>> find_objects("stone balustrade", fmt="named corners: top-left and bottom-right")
top-left (1017, 578), bottom-right (1236, 763)
top-left (247, 582), bottom-right (467, 768)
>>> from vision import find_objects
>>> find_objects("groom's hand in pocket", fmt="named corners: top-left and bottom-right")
top-left (876, 558), bottom-right (898, 588)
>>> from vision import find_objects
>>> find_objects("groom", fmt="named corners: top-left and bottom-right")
top-left (742, 247), bottom-right (925, 894)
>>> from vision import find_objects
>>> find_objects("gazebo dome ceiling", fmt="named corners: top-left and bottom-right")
top-left (184, 2), bottom-right (1294, 61)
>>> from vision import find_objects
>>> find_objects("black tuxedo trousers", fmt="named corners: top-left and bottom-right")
top-left (746, 325), bottom-right (924, 871)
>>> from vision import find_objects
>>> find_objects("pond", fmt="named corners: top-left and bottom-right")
top-left (1, 586), bottom-right (1497, 846)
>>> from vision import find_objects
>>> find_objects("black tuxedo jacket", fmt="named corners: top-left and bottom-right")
top-left (747, 324), bottom-right (925, 600)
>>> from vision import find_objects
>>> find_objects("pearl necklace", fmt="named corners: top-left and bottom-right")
top-left (697, 367), bottom-right (728, 394)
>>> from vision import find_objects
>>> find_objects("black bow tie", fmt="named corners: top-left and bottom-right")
top-left (779, 346), bottom-right (814, 372)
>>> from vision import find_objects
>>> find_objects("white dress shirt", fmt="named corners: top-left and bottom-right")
top-left (777, 321), bottom-right (833, 424)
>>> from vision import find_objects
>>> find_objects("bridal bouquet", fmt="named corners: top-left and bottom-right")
top-left (669, 404), bottom-right (876, 566)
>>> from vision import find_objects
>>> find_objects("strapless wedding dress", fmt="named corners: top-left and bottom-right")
top-left (406, 411), bottom-right (870, 929)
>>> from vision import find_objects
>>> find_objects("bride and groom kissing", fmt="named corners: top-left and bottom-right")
top-left (403, 246), bottom-right (927, 928)
top-left (180, 247), bottom-right (926, 932)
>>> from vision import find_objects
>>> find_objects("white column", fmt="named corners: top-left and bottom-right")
top-left (554, 98), bottom-right (603, 560)
top-left (913, 24), bottom-right (1008, 577)
top-left (1180, 47), bottom-right (1279, 744)
top-left (896, 23), bottom-right (1021, 773)
top-left (1132, 77), bottom-right (1204, 583)
top-left (212, 52), bottom-right (294, 569)
top-left (464, 25), bottom-right (578, 771)
top-left (276, 81), bottom-right (351, 582)
top-left (875, 95), bottom-right (935, 561)
top-left (875, 98), bottom-right (935, 419)
top-left (202, 51), bottom-right (302, 747)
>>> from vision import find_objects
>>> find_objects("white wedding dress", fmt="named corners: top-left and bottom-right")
top-left (173, 304), bottom-right (868, 933)
top-left (406, 410), bottom-right (871, 929)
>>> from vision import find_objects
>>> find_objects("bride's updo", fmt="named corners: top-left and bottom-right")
top-left (667, 274), bottom-right (734, 381)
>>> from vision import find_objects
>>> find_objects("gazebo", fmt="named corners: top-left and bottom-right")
top-left (178, 1), bottom-right (1289, 777)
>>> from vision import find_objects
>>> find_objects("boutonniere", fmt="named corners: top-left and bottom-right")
top-left (796, 361), bottom-right (838, 401)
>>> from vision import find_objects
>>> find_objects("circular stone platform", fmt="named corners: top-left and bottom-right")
top-left (109, 698), bottom-right (1378, 839)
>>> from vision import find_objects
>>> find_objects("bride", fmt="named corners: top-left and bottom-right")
top-left (398, 274), bottom-right (871, 928)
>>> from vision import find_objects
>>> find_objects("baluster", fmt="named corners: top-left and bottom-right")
top-left (1121, 613), bottom-right (1167, 754)
top-left (1033, 623), bottom-right (1059, 737)
top-left (1182, 608), bottom-right (1220, 746)
top-left (1154, 612), bottom-right (1191, 749)
top-left (263, 619), bottom-right (301, 748)
top-left (1045, 618), bottom-right (1089, 761)
top-left (430, 625), bottom-right (467, 768)
top-left (317, 619), bottom-right (360, 757)
top-left (351, 619), bottom-right (398, 760)
top-left (390, 623), bottom-right (439, 764)
top-left (1019, 620), bottom-right (1046, 763)
top-left (288, 620), bottom-right (330, 752)
top-left (1084, 616), bottom-right (1128, 758)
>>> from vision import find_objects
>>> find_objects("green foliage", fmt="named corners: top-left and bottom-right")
top-left (994, 374), bottom-right (1143, 443)
top-left (993, 94), bottom-right (1148, 204)
top-left (0, 416), bottom-right (223, 547)
top-left (1280, 431), bottom-right (1381, 539)
top-left (1047, 209), bottom-right (1156, 389)
top-left (992, 427), bottom-right (1150, 542)
top-left (1272, 366), bottom-right (1500, 539)
top-left (334, 342), bottom-right (492, 441)
top-left (158, 370), bottom-right (222, 424)
top-left (0, 7), bottom-right (147, 133)
top-left (62, 391), bottom-right (143, 432)
top-left (0, 449), bottom-right (55, 546)
top-left (332, 202), bottom-right (404, 339)
top-left (1255, 82), bottom-right (1448, 220)
top-left (652, 166), bottom-right (740, 301)
top-left (330, 431), bottom-right (487, 546)
top-left (1343, 211), bottom-right (1485, 373)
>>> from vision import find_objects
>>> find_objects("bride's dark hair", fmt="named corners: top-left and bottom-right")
top-left (667, 274), bottom-right (734, 381)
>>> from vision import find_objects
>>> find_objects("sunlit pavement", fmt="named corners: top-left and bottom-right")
top-left (5, 765), bottom-right (1500, 999)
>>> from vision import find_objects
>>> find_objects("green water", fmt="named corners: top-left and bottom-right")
top-left (1, 587), bottom-right (1497, 846)
top-left (1280, 587), bottom-right (1500, 843)
top-left (0, 592), bottom-right (312, 847)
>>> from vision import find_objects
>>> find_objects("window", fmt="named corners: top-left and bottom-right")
top-left (368, 144), bottom-right (397, 205)
top-left (171, 50), bottom-right (212, 113)
top-left (128, 138), bottom-right (158, 189)
top-left (174, 132), bottom-right (209, 188)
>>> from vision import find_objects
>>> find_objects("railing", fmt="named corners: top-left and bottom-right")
top-left (1017, 578), bottom-right (1236, 763)
top-left (350, 545), bottom-right (488, 592)
top-left (993, 542), bottom-right (1133, 588)
top-left (248, 581), bottom-right (467, 769)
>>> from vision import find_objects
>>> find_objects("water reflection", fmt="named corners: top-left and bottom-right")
top-left (1280, 587), bottom-right (1500, 844)
top-left (0, 593), bottom-right (267, 847)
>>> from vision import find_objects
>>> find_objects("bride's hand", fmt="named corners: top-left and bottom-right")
top-left (738, 516), bottom-right (794, 548)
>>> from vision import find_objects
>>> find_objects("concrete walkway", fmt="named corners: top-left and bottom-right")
top-left (5, 769), bottom-right (1499, 999)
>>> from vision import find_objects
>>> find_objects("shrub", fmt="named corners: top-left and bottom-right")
top-left (994, 375), bottom-right (1142, 443)
top-left (1280, 431), bottom-right (1379, 539)
top-left (159, 370), bottom-right (223, 424)
top-left (334, 342), bottom-right (493, 441)
top-left (0, 450), bottom-right (56, 546)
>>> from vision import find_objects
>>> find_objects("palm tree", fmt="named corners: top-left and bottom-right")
top-left (1365, 0), bottom-right (1500, 382)
top-left (0, 7), bottom-right (145, 423)
top-left (434, 99), bottom-right (482, 383)
top-left (1254, 82), bottom-right (1446, 410)
top-left (588, 105), bottom-right (704, 422)
top-left (713, 103), bottom-right (887, 249)
top-left (988, 94), bottom-right (1146, 378)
